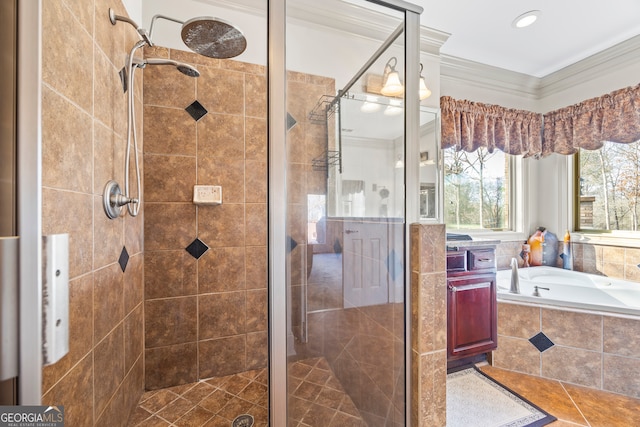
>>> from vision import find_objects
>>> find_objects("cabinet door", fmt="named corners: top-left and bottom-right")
top-left (447, 273), bottom-right (497, 360)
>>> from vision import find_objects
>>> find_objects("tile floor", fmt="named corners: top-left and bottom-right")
top-left (129, 357), bottom-right (639, 426)
top-left (127, 357), bottom-right (366, 427)
top-left (480, 365), bottom-right (640, 427)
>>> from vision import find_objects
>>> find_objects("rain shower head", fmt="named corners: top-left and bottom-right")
top-left (181, 16), bottom-right (247, 59)
top-left (149, 14), bottom-right (247, 59)
top-left (143, 58), bottom-right (200, 77)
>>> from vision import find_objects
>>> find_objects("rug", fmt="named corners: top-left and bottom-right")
top-left (446, 366), bottom-right (557, 427)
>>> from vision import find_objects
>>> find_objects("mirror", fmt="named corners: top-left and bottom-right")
top-left (322, 94), bottom-right (439, 220)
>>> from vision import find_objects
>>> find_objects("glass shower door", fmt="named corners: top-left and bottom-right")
top-left (281, 1), bottom-right (416, 424)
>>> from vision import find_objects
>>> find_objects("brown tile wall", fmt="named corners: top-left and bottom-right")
top-left (494, 302), bottom-right (640, 399)
top-left (285, 71), bottom-right (335, 342)
top-left (40, 0), bottom-right (144, 426)
top-left (141, 46), bottom-right (269, 390)
top-left (409, 223), bottom-right (447, 427)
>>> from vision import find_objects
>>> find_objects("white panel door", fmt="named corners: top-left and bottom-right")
top-left (342, 221), bottom-right (389, 307)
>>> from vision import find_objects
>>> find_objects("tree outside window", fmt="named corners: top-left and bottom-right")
top-left (444, 147), bottom-right (510, 231)
top-left (578, 140), bottom-right (640, 231)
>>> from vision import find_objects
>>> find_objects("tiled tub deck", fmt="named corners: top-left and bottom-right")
top-left (493, 301), bottom-right (640, 400)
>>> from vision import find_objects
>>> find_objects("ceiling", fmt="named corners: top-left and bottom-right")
top-left (151, 0), bottom-right (640, 78)
top-left (416, 0), bottom-right (640, 77)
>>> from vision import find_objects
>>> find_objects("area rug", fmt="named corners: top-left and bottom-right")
top-left (446, 365), bottom-right (557, 427)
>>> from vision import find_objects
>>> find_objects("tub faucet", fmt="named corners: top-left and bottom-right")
top-left (532, 286), bottom-right (550, 297)
top-left (510, 257), bottom-right (520, 294)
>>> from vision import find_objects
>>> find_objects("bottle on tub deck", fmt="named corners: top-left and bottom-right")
top-left (527, 228), bottom-right (545, 266)
top-left (527, 226), bottom-right (559, 267)
top-left (560, 230), bottom-right (572, 270)
top-left (520, 243), bottom-right (531, 268)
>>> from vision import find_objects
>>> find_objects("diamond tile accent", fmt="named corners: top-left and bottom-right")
top-left (118, 246), bottom-right (129, 272)
top-left (185, 100), bottom-right (208, 122)
top-left (286, 112), bottom-right (297, 131)
top-left (529, 332), bottom-right (555, 352)
top-left (119, 67), bottom-right (127, 93)
top-left (186, 238), bottom-right (209, 259)
top-left (287, 235), bottom-right (298, 254)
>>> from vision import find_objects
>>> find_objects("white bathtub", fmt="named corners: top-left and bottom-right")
top-left (496, 266), bottom-right (640, 316)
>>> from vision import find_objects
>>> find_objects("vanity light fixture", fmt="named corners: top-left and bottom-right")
top-left (395, 154), bottom-right (404, 169)
top-left (381, 57), bottom-right (404, 97)
top-left (512, 10), bottom-right (540, 28)
top-left (419, 64), bottom-right (431, 100)
top-left (377, 58), bottom-right (431, 100)
top-left (384, 99), bottom-right (403, 116)
top-left (360, 95), bottom-right (381, 113)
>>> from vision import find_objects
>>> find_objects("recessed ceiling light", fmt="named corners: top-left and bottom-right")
top-left (512, 10), bottom-right (540, 28)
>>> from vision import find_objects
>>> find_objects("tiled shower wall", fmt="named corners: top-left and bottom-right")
top-left (141, 46), bottom-right (269, 389)
top-left (41, 0), bottom-right (144, 425)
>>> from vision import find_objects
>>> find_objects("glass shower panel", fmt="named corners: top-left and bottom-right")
top-left (285, 1), bottom-right (406, 424)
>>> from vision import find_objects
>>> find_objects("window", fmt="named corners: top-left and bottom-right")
top-left (577, 140), bottom-right (640, 231)
top-left (444, 147), bottom-right (511, 231)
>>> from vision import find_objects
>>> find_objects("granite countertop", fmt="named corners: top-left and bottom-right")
top-left (446, 238), bottom-right (501, 249)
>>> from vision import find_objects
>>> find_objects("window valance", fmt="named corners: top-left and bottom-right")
top-left (440, 96), bottom-right (543, 157)
top-left (542, 83), bottom-right (640, 156)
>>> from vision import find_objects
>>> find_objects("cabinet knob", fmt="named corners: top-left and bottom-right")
top-left (448, 285), bottom-right (458, 292)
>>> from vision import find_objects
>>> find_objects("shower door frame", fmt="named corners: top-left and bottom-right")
top-left (267, 0), bottom-right (422, 425)
top-left (12, 0), bottom-right (44, 405)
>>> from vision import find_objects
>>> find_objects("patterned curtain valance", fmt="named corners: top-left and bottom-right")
top-left (542, 83), bottom-right (640, 156)
top-left (440, 96), bottom-right (543, 157)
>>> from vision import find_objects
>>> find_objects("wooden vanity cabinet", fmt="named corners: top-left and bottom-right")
top-left (446, 246), bottom-right (497, 364)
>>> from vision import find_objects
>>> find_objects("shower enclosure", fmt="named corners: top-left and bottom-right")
top-left (15, 0), bottom-right (425, 423)
top-left (270, 0), bottom-right (423, 424)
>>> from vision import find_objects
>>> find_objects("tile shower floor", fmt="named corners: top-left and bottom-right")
top-left (128, 357), bottom-right (366, 427)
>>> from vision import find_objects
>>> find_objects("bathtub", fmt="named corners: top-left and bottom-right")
top-left (496, 266), bottom-right (640, 317)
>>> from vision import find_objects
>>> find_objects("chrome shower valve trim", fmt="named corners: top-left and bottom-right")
top-left (103, 180), bottom-right (138, 220)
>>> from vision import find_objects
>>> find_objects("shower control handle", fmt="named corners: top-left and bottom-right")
top-left (112, 193), bottom-right (138, 207)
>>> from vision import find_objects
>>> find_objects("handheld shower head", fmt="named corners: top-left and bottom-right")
top-left (143, 58), bottom-right (200, 77)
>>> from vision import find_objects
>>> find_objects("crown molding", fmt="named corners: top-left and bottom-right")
top-left (440, 55), bottom-right (541, 99)
top-left (195, 0), bottom-right (637, 101)
top-left (420, 27), bottom-right (449, 56)
top-left (441, 33), bottom-right (640, 101)
top-left (538, 34), bottom-right (640, 98)
top-left (195, 0), bottom-right (448, 54)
